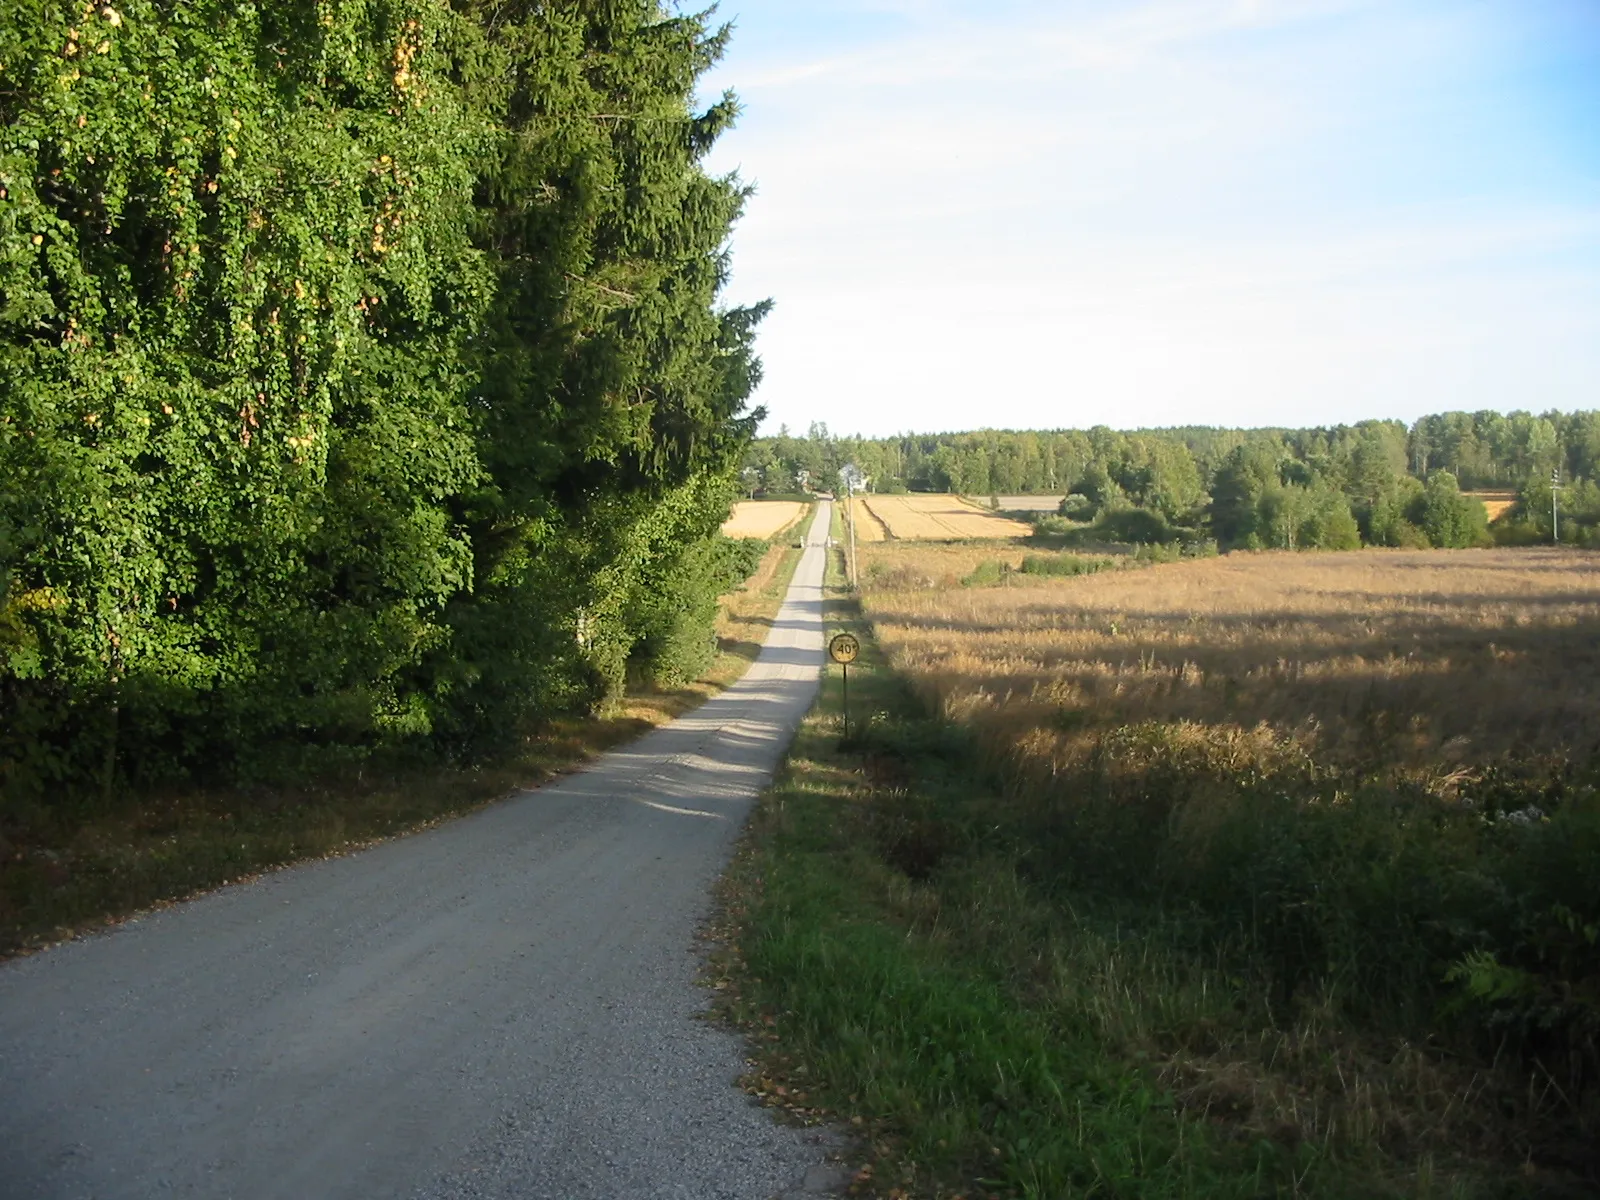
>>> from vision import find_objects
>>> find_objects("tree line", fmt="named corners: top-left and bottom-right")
top-left (749, 410), bottom-right (1600, 550)
top-left (0, 2), bottom-right (765, 805)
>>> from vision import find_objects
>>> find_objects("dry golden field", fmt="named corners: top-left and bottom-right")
top-left (1465, 490), bottom-right (1518, 522)
top-left (840, 496), bottom-right (888, 542)
top-left (847, 544), bottom-right (1600, 1188)
top-left (992, 494), bottom-right (1066, 511)
top-left (861, 546), bottom-right (1600, 776)
top-left (862, 493), bottom-right (1034, 540)
top-left (860, 539), bottom-right (1028, 584)
top-left (722, 500), bottom-right (807, 539)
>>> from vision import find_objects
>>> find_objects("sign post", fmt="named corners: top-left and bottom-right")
top-left (828, 632), bottom-right (860, 740)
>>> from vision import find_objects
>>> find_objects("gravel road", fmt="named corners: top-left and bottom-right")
top-left (0, 504), bottom-right (841, 1200)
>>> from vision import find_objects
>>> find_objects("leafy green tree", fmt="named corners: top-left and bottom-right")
top-left (1341, 429), bottom-right (1417, 543)
top-left (1, 1), bottom-right (766, 798)
top-left (1409, 471), bottom-right (1489, 548)
top-left (1301, 492), bottom-right (1362, 550)
top-left (1073, 461), bottom-right (1126, 517)
top-left (1562, 411), bottom-right (1600, 482)
top-left (1209, 441), bottom-right (1282, 548)
top-left (1255, 482), bottom-right (1358, 550)
top-left (1366, 476), bottom-right (1428, 547)
top-left (1115, 437), bottom-right (1205, 523)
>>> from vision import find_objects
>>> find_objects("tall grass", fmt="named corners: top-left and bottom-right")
top-left (714, 582), bottom-right (1555, 1196)
top-left (833, 543), bottom-right (1600, 1191)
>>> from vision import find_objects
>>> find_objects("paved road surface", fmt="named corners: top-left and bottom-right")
top-left (0, 504), bottom-right (839, 1200)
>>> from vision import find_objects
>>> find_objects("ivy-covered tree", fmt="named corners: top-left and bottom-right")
top-left (1, 1), bottom-right (766, 801)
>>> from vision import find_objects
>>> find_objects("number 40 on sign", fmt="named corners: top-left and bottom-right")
top-left (828, 633), bottom-right (859, 740)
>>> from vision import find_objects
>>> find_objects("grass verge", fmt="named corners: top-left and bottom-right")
top-left (706, 544), bottom-right (1558, 1198)
top-left (0, 514), bottom-right (812, 959)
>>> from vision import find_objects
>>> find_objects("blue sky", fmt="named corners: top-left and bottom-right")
top-left (694, 0), bottom-right (1600, 437)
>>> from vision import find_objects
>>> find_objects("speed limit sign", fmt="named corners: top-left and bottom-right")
top-left (828, 633), bottom-right (859, 664)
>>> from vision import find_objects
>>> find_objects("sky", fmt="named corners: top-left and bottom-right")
top-left (693, 0), bottom-right (1600, 437)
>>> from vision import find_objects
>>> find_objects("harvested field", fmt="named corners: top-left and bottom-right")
top-left (862, 546), bottom-right (1600, 767)
top-left (991, 494), bottom-right (1066, 511)
top-left (722, 500), bottom-right (807, 539)
top-left (861, 539), bottom-right (1028, 587)
top-left (1466, 490), bottom-right (1518, 522)
top-left (840, 497), bottom-right (888, 542)
top-left (862, 493), bottom-right (1033, 540)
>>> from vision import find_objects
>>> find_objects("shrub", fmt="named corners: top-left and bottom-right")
top-left (1092, 507), bottom-right (1170, 544)
top-left (960, 560), bottom-right (1008, 587)
top-left (1019, 554), bottom-right (1113, 578)
top-left (1384, 518), bottom-right (1433, 548)
top-left (1056, 493), bottom-right (1096, 521)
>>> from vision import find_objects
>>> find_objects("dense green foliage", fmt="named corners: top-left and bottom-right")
top-left (0, 1), bottom-right (765, 804)
top-left (750, 410), bottom-right (1600, 549)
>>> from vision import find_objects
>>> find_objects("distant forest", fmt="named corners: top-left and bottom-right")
top-left (746, 410), bottom-right (1600, 550)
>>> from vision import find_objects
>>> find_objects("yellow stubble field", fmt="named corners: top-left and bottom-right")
top-left (861, 493), bottom-right (1033, 540)
top-left (722, 500), bottom-right (808, 539)
top-left (841, 497), bottom-right (888, 542)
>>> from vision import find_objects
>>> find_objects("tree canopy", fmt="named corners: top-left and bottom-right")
top-left (0, 1), bottom-right (765, 802)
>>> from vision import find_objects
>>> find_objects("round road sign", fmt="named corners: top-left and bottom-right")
top-left (828, 633), bottom-right (860, 664)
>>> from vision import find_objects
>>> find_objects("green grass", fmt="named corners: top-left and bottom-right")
top-left (708, 554), bottom-right (1545, 1198)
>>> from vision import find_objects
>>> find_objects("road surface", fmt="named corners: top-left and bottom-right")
top-left (0, 504), bottom-right (839, 1199)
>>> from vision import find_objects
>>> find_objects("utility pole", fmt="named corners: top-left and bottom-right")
top-left (1552, 467), bottom-right (1561, 544)
top-left (845, 478), bottom-right (859, 587)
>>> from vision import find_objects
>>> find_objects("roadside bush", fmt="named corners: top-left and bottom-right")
top-left (715, 536), bottom-right (769, 586)
top-left (625, 527), bottom-right (769, 690)
top-left (1019, 553), bottom-right (1112, 578)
